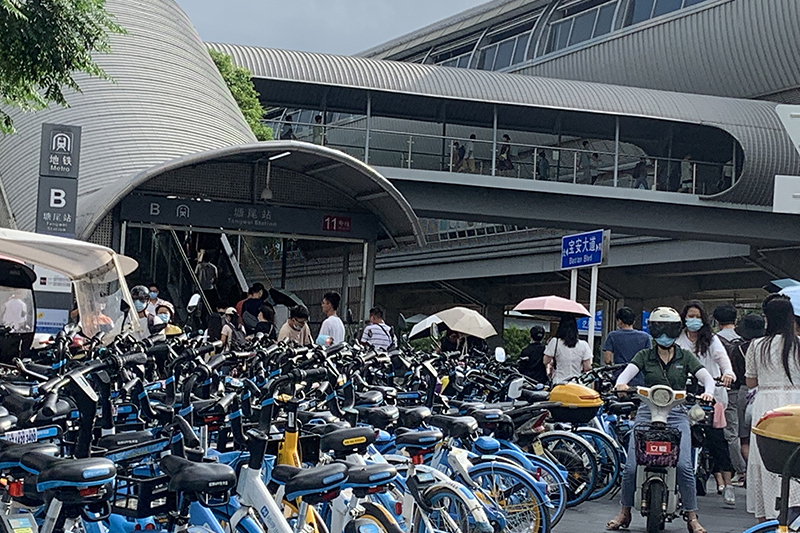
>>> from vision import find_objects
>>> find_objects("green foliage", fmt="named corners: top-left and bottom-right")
top-left (503, 326), bottom-right (530, 360)
top-left (410, 336), bottom-right (438, 353)
top-left (1, 0), bottom-right (123, 133)
top-left (209, 49), bottom-right (273, 142)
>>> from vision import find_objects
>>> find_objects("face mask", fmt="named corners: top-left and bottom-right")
top-left (685, 318), bottom-right (704, 332)
top-left (149, 291), bottom-right (158, 300)
top-left (291, 322), bottom-right (303, 331)
top-left (157, 313), bottom-right (170, 323)
top-left (654, 334), bottom-right (676, 348)
top-left (134, 300), bottom-right (146, 312)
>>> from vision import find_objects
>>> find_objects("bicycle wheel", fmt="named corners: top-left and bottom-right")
top-left (540, 433), bottom-right (598, 507)
top-left (413, 483), bottom-right (493, 533)
top-left (344, 502), bottom-right (404, 533)
top-left (469, 462), bottom-right (551, 533)
top-left (574, 428), bottom-right (622, 500)
top-left (496, 450), bottom-right (567, 527)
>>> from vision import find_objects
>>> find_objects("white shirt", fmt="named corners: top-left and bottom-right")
top-left (676, 331), bottom-right (734, 405)
top-left (361, 322), bottom-right (395, 350)
top-left (319, 315), bottom-right (345, 345)
top-left (544, 338), bottom-right (592, 384)
top-left (2, 298), bottom-right (27, 329)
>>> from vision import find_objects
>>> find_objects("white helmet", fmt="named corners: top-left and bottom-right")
top-left (648, 307), bottom-right (683, 341)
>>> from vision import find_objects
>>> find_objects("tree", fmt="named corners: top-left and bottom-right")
top-left (209, 49), bottom-right (273, 142)
top-left (1, 0), bottom-right (122, 133)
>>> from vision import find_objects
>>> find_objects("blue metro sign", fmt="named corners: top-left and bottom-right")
top-left (561, 229), bottom-right (605, 270)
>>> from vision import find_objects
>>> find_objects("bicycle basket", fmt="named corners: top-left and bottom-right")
top-left (634, 425), bottom-right (681, 467)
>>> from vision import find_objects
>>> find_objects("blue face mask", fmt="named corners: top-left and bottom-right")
top-left (149, 291), bottom-right (158, 300)
top-left (685, 318), bottom-right (704, 332)
top-left (654, 334), bottom-right (676, 348)
top-left (157, 313), bottom-right (170, 324)
top-left (134, 300), bottom-right (146, 312)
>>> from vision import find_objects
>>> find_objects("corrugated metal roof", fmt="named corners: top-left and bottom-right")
top-left (208, 43), bottom-right (800, 206)
top-left (0, 0), bottom-right (256, 238)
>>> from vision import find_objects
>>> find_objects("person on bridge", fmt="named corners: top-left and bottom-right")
top-left (461, 134), bottom-right (476, 173)
top-left (312, 115), bottom-right (324, 145)
top-left (536, 150), bottom-right (550, 180)
top-left (608, 306), bottom-right (715, 533)
top-left (497, 134), bottom-right (514, 175)
top-left (543, 316), bottom-right (592, 384)
top-left (579, 141), bottom-right (592, 183)
top-left (280, 115), bottom-right (297, 140)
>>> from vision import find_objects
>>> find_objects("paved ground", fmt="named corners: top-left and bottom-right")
top-left (558, 486), bottom-right (754, 533)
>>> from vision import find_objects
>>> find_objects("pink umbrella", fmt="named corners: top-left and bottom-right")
top-left (513, 295), bottom-right (591, 317)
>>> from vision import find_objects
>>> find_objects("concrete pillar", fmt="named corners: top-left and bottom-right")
top-left (361, 240), bottom-right (377, 324)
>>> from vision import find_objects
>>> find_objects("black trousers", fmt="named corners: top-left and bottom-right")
top-left (706, 426), bottom-right (733, 474)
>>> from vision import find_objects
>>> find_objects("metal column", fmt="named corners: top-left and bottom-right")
top-left (491, 106), bottom-right (498, 177)
top-left (587, 265), bottom-right (599, 350)
top-left (613, 116), bottom-right (620, 187)
top-left (364, 93), bottom-right (372, 164)
top-left (341, 249), bottom-right (350, 320)
top-left (361, 241), bottom-right (377, 323)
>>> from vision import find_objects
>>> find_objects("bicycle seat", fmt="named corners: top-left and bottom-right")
top-left (522, 390), bottom-right (551, 402)
top-left (607, 401), bottom-right (636, 416)
top-left (366, 386), bottom-right (397, 402)
top-left (319, 427), bottom-right (376, 457)
top-left (355, 390), bottom-right (383, 407)
top-left (275, 463), bottom-right (349, 503)
top-left (0, 415), bottom-right (17, 433)
top-left (429, 415), bottom-right (478, 439)
top-left (304, 421), bottom-right (351, 435)
top-left (394, 428), bottom-right (443, 450)
top-left (398, 406), bottom-right (431, 428)
top-left (97, 430), bottom-right (155, 451)
top-left (0, 441), bottom-right (58, 470)
top-left (159, 455), bottom-right (236, 496)
top-left (470, 409), bottom-right (513, 427)
top-left (21, 452), bottom-right (115, 492)
top-left (340, 461), bottom-right (396, 489)
top-left (356, 405), bottom-right (399, 430)
top-left (297, 410), bottom-right (340, 425)
top-left (455, 401), bottom-right (486, 413)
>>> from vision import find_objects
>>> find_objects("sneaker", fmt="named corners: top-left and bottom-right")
top-left (732, 474), bottom-right (746, 488)
top-left (723, 485), bottom-right (736, 507)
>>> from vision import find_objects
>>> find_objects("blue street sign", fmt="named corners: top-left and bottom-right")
top-left (577, 310), bottom-right (603, 333)
top-left (561, 229), bottom-right (605, 270)
top-left (642, 311), bottom-right (651, 334)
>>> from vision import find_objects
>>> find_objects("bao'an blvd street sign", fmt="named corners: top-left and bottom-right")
top-left (120, 194), bottom-right (380, 241)
top-left (561, 229), bottom-right (609, 270)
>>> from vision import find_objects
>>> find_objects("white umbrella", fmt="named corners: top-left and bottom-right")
top-left (409, 314), bottom-right (442, 340)
top-left (436, 307), bottom-right (497, 339)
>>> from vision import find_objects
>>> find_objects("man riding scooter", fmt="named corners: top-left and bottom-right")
top-left (607, 307), bottom-right (716, 533)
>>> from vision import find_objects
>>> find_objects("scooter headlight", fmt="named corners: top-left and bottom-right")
top-left (651, 388), bottom-right (673, 407)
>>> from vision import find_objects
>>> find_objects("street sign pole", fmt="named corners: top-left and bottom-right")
top-left (570, 269), bottom-right (578, 301)
top-left (588, 264), bottom-right (599, 349)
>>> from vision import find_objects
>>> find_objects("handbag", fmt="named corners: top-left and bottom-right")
top-left (712, 401), bottom-right (727, 429)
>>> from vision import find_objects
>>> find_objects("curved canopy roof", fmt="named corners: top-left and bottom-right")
top-left (209, 44), bottom-right (800, 207)
top-left (106, 141), bottom-right (424, 245)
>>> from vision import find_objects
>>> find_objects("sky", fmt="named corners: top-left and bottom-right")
top-left (175, 0), bottom-right (489, 55)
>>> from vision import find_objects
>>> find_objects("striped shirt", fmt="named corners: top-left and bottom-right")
top-left (361, 323), bottom-right (395, 350)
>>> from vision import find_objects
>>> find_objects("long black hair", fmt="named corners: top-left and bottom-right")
top-left (556, 316), bottom-right (578, 348)
top-left (680, 300), bottom-right (713, 356)
top-left (760, 296), bottom-right (800, 383)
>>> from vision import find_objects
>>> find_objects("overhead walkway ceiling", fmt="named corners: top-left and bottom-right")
top-left (209, 44), bottom-right (800, 207)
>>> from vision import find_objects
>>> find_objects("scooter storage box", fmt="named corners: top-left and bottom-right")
top-left (753, 405), bottom-right (800, 476)
top-left (547, 383), bottom-right (602, 424)
top-left (634, 424), bottom-right (681, 467)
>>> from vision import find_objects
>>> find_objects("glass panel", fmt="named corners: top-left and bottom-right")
top-left (594, 4), bottom-right (616, 36)
top-left (442, 59), bottom-right (457, 68)
top-left (457, 54), bottom-right (471, 68)
top-left (493, 39), bottom-right (515, 70)
top-left (479, 45), bottom-right (497, 70)
top-left (653, 0), bottom-right (682, 17)
top-left (627, 0), bottom-right (655, 24)
top-left (548, 19), bottom-right (571, 52)
top-left (683, 0), bottom-right (706, 6)
top-left (512, 34), bottom-right (529, 64)
top-left (0, 287), bottom-right (35, 333)
top-left (568, 10), bottom-right (597, 46)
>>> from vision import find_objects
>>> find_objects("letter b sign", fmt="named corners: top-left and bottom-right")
top-left (50, 188), bottom-right (67, 208)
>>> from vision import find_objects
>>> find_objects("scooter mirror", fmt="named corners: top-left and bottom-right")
top-left (495, 347), bottom-right (507, 363)
top-left (186, 293), bottom-right (202, 314)
top-left (398, 313), bottom-right (407, 330)
top-left (508, 377), bottom-right (524, 399)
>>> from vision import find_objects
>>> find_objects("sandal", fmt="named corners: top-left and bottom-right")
top-left (606, 517), bottom-right (631, 530)
top-left (687, 518), bottom-right (707, 533)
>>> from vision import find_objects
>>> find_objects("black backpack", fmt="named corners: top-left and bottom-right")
top-left (228, 323), bottom-right (248, 350)
top-left (717, 335), bottom-right (748, 388)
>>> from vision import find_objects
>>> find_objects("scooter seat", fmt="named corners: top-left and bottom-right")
top-left (97, 430), bottom-right (155, 450)
top-left (297, 410), bottom-right (340, 425)
top-left (429, 415), bottom-right (478, 439)
top-left (394, 429), bottom-right (443, 450)
top-left (341, 461), bottom-right (396, 488)
top-left (0, 415), bottom-right (17, 433)
top-left (319, 427), bottom-right (376, 457)
top-left (0, 441), bottom-right (58, 470)
top-left (398, 406), bottom-right (431, 428)
top-left (305, 421), bottom-right (351, 435)
top-left (355, 390), bottom-right (383, 407)
top-left (284, 463), bottom-right (348, 502)
top-left (356, 405), bottom-right (399, 430)
top-left (607, 401), bottom-right (636, 416)
top-left (21, 452), bottom-right (115, 492)
top-left (159, 455), bottom-right (236, 495)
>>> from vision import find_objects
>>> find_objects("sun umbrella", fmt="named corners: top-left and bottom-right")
top-left (268, 287), bottom-right (304, 308)
top-left (435, 307), bottom-right (497, 339)
top-left (513, 295), bottom-right (591, 317)
top-left (766, 278), bottom-right (800, 293)
top-left (780, 286), bottom-right (800, 317)
top-left (409, 314), bottom-right (443, 340)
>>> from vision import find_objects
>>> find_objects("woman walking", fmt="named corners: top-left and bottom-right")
top-left (677, 301), bottom-right (737, 505)
top-left (745, 295), bottom-right (800, 521)
top-left (543, 315), bottom-right (592, 384)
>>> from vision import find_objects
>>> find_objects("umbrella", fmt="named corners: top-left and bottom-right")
top-left (409, 314), bottom-right (443, 340)
top-left (513, 295), bottom-right (591, 317)
top-left (436, 307), bottom-right (497, 339)
top-left (766, 278), bottom-right (800, 293)
top-left (780, 286), bottom-right (800, 317)
top-left (268, 287), bottom-right (304, 308)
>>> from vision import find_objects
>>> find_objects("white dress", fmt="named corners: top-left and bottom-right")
top-left (745, 337), bottom-right (800, 519)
